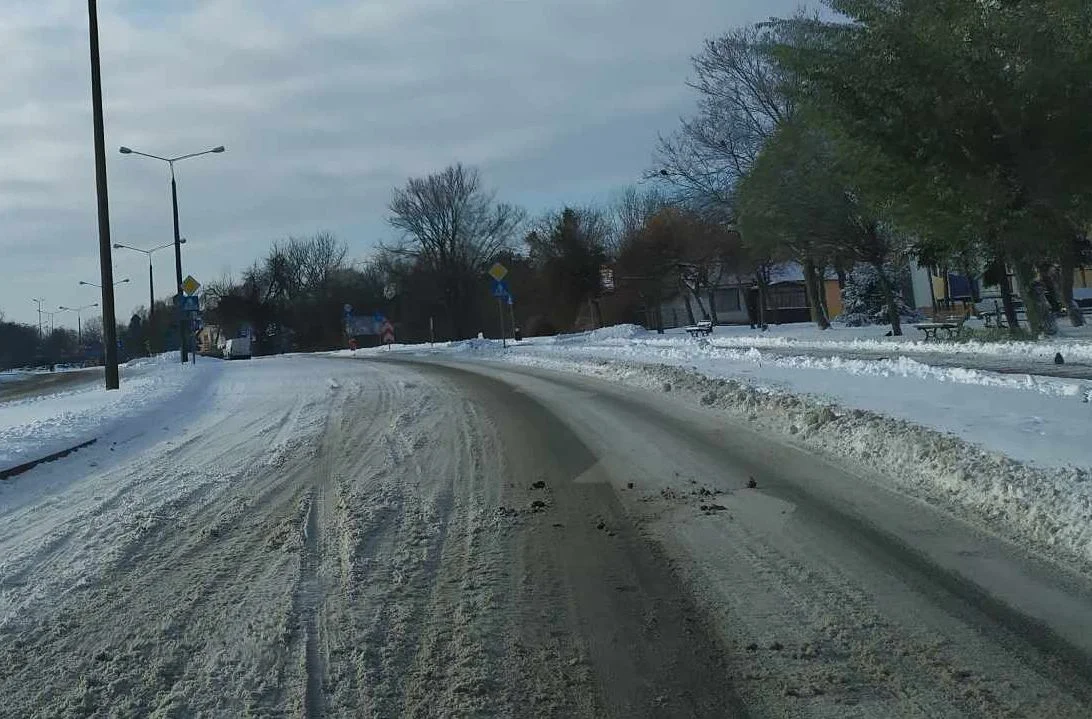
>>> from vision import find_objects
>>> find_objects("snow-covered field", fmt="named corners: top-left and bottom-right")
top-left (342, 325), bottom-right (1092, 571)
top-left (0, 355), bottom-right (216, 472)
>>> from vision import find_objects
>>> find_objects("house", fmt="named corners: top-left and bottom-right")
top-left (907, 261), bottom-right (1092, 317)
top-left (196, 324), bottom-right (222, 354)
top-left (658, 264), bottom-right (842, 328)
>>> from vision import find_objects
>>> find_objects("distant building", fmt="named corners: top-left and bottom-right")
top-left (658, 264), bottom-right (841, 327)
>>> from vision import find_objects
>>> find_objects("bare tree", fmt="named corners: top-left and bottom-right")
top-left (652, 24), bottom-right (795, 217)
top-left (385, 164), bottom-right (524, 338)
top-left (611, 186), bottom-right (672, 253)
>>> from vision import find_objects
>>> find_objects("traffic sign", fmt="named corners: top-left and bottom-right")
top-left (487, 262), bottom-right (508, 282)
top-left (491, 279), bottom-right (509, 299)
top-left (182, 275), bottom-right (201, 295)
top-left (177, 295), bottom-right (200, 312)
top-left (381, 320), bottom-right (395, 344)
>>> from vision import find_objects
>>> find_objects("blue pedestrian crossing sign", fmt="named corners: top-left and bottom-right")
top-left (491, 279), bottom-right (509, 299)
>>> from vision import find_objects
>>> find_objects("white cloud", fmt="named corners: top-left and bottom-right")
top-left (0, 0), bottom-right (796, 325)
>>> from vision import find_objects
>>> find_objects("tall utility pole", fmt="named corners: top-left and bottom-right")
top-left (87, 0), bottom-right (120, 390)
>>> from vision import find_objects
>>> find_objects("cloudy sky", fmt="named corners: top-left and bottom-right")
top-left (1, 0), bottom-right (797, 327)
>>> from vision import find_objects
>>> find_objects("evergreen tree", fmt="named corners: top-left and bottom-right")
top-left (837, 265), bottom-right (921, 327)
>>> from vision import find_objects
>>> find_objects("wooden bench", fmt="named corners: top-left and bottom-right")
top-left (684, 320), bottom-right (714, 338)
top-left (914, 316), bottom-right (966, 340)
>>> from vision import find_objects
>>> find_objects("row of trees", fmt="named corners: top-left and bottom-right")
top-left (656, 2), bottom-right (1092, 335)
top-left (194, 163), bottom-right (748, 350)
top-left (0, 307), bottom-right (177, 370)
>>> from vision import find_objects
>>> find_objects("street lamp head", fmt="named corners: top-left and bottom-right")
top-left (119, 278), bottom-right (131, 284)
top-left (112, 243), bottom-right (123, 249)
top-left (212, 146), bottom-right (225, 153)
top-left (79, 281), bottom-right (91, 286)
top-left (119, 146), bottom-right (133, 154)
top-left (59, 306), bottom-right (71, 311)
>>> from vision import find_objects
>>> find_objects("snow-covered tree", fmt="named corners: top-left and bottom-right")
top-left (837, 265), bottom-right (920, 328)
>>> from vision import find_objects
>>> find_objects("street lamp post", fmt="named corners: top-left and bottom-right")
top-left (113, 240), bottom-right (184, 321)
top-left (58, 304), bottom-right (99, 344)
top-left (31, 298), bottom-right (45, 338)
top-left (119, 145), bottom-right (224, 362)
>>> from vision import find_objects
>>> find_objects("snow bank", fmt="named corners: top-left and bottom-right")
top-left (0, 360), bottom-right (216, 473)
top-left (548, 324), bottom-right (649, 343)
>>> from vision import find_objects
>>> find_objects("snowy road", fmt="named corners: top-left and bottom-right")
top-left (1, 355), bottom-right (1090, 717)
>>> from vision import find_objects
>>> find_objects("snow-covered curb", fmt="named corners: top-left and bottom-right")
top-left (0, 356), bottom-right (217, 473)
top-left (483, 351), bottom-right (1092, 575)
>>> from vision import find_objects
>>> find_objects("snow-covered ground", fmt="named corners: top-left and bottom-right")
top-left (340, 325), bottom-right (1092, 570)
top-left (0, 355), bottom-right (217, 472)
top-left (680, 319), bottom-right (1092, 363)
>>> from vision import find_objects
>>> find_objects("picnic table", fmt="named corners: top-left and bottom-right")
top-left (685, 320), bottom-right (714, 338)
top-left (914, 319), bottom-right (964, 340)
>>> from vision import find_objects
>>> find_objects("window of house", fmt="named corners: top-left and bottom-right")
top-left (769, 285), bottom-right (807, 309)
top-left (713, 288), bottom-right (741, 312)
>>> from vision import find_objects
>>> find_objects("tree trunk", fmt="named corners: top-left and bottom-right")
top-left (707, 289), bottom-right (719, 325)
top-left (1037, 263), bottom-right (1063, 313)
top-left (802, 257), bottom-right (830, 329)
top-left (691, 288), bottom-right (709, 320)
top-left (1012, 260), bottom-right (1045, 335)
top-left (681, 290), bottom-right (696, 326)
top-left (997, 261), bottom-right (1021, 333)
top-left (757, 275), bottom-right (769, 328)
top-left (873, 262), bottom-right (902, 336)
top-left (1059, 254), bottom-right (1085, 327)
top-left (815, 265), bottom-right (830, 321)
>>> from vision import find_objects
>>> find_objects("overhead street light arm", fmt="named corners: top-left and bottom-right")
top-left (118, 147), bottom-right (171, 163)
top-left (114, 239), bottom-right (183, 254)
top-left (119, 146), bottom-right (225, 164)
top-left (168, 146), bottom-right (226, 162)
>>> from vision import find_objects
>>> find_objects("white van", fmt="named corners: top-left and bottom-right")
top-left (223, 337), bottom-right (252, 360)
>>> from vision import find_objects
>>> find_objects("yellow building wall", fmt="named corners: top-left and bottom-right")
top-left (824, 280), bottom-right (843, 317)
top-left (932, 274), bottom-right (946, 303)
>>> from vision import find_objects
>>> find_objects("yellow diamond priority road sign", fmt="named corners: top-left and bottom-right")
top-left (487, 262), bottom-right (508, 282)
top-left (182, 275), bottom-right (201, 296)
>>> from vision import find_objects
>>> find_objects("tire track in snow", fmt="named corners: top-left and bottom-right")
top-left (299, 487), bottom-right (325, 719)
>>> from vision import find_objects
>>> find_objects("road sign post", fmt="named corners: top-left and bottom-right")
top-left (490, 279), bottom-right (510, 348)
